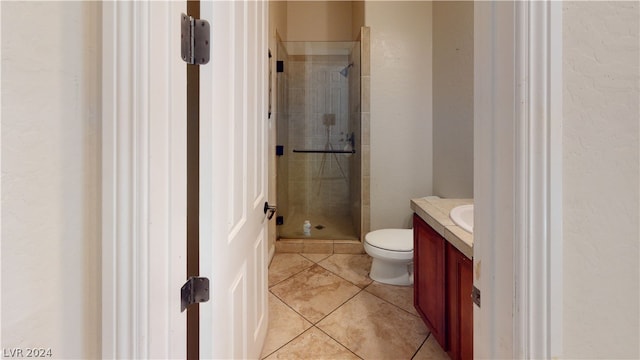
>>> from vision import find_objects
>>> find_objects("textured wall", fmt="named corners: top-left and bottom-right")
top-left (432, 1), bottom-right (474, 199)
top-left (286, 1), bottom-right (353, 42)
top-left (1, 2), bottom-right (101, 358)
top-left (563, 2), bottom-right (639, 358)
top-left (365, 2), bottom-right (433, 229)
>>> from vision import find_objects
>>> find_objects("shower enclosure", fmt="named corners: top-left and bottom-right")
top-left (276, 40), bottom-right (361, 241)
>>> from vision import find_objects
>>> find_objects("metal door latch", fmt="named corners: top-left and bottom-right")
top-left (181, 276), bottom-right (210, 312)
top-left (472, 286), bottom-right (481, 307)
top-left (181, 13), bottom-right (210, 65)
top-left (264, 202), bottom-right (277, 220)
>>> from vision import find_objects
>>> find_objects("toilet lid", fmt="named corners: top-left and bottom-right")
top-left (365, 229), bottom-right (413, 252)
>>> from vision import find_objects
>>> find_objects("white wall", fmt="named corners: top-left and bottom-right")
top-left (365, 2), bottom-right (433, 229)
top-left (432, 1), bottom-right (473, 199)
top-left (563, 2), bottom-right (639, 358)
top-left (1, 2), bottom-right (101, 358)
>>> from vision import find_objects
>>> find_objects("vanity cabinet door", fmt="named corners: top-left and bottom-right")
top-left (413, 214), bottom-right (447, 348)
top-left (446, 242), bottom-right (474, 360)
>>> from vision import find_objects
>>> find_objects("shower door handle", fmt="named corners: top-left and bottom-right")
top-left (263, 202), bottom-right (277, 220)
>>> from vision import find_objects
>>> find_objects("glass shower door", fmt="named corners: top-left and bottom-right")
top-left (276, 41), bottom-right (360, 241)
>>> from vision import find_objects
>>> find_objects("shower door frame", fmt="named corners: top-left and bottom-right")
top-left (274, 34), bottom-right (369, 245)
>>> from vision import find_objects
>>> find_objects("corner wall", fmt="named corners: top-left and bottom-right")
top-left (365, 2), bottom-right (433, 229)
top-left (1, 2), bottom-right (101, 357)
top-left (562, 2), bottom-right (639, 358)
top-left (432, 1), bottom-right (474, 199)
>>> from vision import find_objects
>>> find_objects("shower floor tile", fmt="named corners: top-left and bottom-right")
top-left (279, 211), bottom-right (359, 240)
top-left (262, 253), bottom-right (450, 360)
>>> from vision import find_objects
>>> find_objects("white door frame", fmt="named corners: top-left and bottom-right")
top-left (101, 1), bottom-right (187, 358)
top-left (474, 1), bottom-right (563, 358)
top-left (102, 1), bottom-right (563, 358)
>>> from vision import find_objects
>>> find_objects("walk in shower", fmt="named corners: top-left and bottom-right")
top-left (276, 40), bottom-right (361, 241)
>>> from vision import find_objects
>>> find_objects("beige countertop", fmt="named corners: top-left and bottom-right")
top-left (410, 196), bottom-right (474, 259)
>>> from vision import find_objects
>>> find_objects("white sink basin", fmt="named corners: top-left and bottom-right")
top-left (450, 205), bottom-right (473, 234)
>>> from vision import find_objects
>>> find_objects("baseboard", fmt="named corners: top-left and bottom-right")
top-left (268, 243), bottom-right (275, 266)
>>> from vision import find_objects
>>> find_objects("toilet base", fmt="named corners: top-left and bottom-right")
top-left (369, 258), bottom-right (413, 286)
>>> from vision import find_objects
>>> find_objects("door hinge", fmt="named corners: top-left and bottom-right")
top-left (181, 13), bottom-right (210, 65)
top-left (472, 286), bottom-right (481, 307)
top-left (181, 276), bottom-right (210, 312)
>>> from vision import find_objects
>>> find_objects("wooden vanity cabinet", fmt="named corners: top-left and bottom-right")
top-left (446, 241), bottom-right (474, 360)
top-left (414, 213), bottom-right (474, 360)
top-left (413, 214), bottom-right (447, 347)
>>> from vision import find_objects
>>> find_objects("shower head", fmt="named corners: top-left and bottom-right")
top-left (339, 63), bottom-right (354, 77)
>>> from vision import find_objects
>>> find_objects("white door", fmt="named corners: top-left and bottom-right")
top-left (198, 1), bottom-right (269, 358)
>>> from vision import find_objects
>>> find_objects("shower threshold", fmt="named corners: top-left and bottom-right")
top-left (275, 238), bottom-right (364, 255)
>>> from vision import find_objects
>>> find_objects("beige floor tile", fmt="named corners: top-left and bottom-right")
top-left (264, 327), bottom-right (360, 360)
top-left (412, 335), bottom-right (449, 360)
top-left (268, 253), bottom-right (314, 287)
top-left (261, 293), bottom-right (313, 359)
top-left (270, 265), bottom-right (361, 323)
top-left (301, 253), bottom-right (332, 263)
top-left (365, 281), bottom-right (419, 317)
top-left (318, 254), bottom-right (373, 288)
top-left (317, 291), bottom-right (429, 360)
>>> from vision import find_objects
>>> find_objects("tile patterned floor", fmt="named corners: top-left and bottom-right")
top-left (262, 253), bottom-right (450, 359)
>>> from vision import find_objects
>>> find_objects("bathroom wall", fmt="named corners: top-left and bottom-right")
top-left (432, 1), bottom-right (474, 199)
top-left (562, 2), bottom-right (639, 358)
top-left (1, 2), bottom-right (101, 357)
top-left (364, 2), bottom-right (433, 229)
top-left (286, 1), bottom-right (353, 42)
top-left (351, 2), bottom-right (364, 40)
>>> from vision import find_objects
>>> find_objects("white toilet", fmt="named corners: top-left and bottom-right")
top-left (364, 228), bottom-right (414, 286)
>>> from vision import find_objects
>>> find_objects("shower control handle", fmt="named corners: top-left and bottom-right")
top-left (263, 202), bottom-right (277, 220)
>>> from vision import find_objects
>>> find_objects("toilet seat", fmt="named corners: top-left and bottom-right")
top-left (364, 229), bottom-right (413, 252)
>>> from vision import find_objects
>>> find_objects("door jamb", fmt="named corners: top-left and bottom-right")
top-left (101, 2), bottom-right (187, 358)
top-left (473, 1), bottom-right (563, 358)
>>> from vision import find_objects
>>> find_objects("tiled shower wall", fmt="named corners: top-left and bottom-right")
top-left (360, 27), bottom-right (371, 236)
top-left (349, 36), bottom-right (362, 238)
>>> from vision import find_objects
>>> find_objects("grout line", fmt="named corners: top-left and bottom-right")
top-left (268, 289), bottom-right (315, 326)
top-left (314, 254), bottom-right (374, 289)
top-left (362, 284), bottom-right (423, 319)
top-left (267, 255), bottom-right (431, 359)
top-left (260, 326), bottom-right (315, 359)
top-left (313, 324), bottom-right (364, 360)
top-left (314, 287), bottom-right (365, 325)
top-left (267, 254), bottom-right (315, 288)
top-left (410, 332), bottom-right (432, 360)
